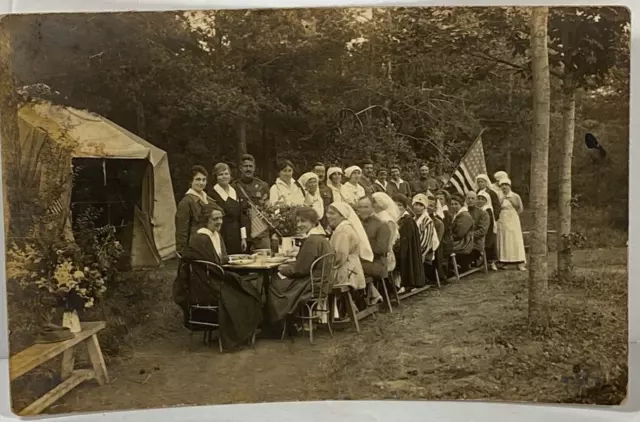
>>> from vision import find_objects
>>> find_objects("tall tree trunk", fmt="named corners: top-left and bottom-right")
top-left (557, 72), bottom-right (576, 281)
top-left (528, 7), bottom-right (551, 328)
top-left (506, 73), bottom-right (514, 175)
top-left (238, 118), bottom-right (247, 164)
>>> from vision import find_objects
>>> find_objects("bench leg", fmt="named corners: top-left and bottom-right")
top-left (482, 252), bottom-right (489, 274)
top-left (391, 281), bottom-right (401, 307)
top-left (86, 334), bottom-right (109, 385)
top-left (451, 255), bottom-right (461, 281)
top-left (345, 292), bottom-right (360, 334)
top-left (379, 279), bottom-right (393, 313)
top-left (60, 347), bottom-right (75, 380)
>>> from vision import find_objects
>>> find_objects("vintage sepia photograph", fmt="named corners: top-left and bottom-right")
top-left (0, 6), bottom-right (630, 415)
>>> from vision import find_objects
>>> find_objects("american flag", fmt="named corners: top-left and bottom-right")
top-left (448, 132), bottom-right (487, 195)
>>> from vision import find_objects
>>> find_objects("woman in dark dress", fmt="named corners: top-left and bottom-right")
top-left (477, 190), bottom-right (498, 271)
top-left (446, 193), bottom-right (475, 273)
top-left (175, 165), bottom-right (215, 254)
top-left (266, 207), bottom-right (333, 324)
top-left (391, 194), bottom-right (426, 289)
top-left (210, 162), bottom-right (248, 255)
top-left (172, 205), bottom-right (263, 351)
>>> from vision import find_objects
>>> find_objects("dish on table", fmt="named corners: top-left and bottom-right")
top-left (228, 259), bottom-right (255, 266)
top-left (228, 254), bottom-right (252, 260)
top-left (265, 256), bottom-right (288, 264)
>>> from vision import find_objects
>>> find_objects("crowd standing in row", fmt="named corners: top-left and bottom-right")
top-left (173, 155), bottom-right (528, 348)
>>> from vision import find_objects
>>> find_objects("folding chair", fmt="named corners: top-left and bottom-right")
top-left (282, 253), bottom-right (336, 344)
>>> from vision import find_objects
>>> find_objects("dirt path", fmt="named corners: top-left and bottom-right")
top-left (45, 248), bottom-right (627, 414)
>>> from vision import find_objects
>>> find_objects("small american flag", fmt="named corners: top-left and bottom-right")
top-left (47, 198), bottom-right (64, 216)
top-left (448, 132), bottom-right (487, 195)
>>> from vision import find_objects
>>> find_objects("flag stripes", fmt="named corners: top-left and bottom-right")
top-left (47, 198), bottom-right (64, 216)
top-left (449, 132), bottom-right (488, 195)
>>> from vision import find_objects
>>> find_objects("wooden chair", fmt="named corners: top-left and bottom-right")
top-left (330, 284), bottom-right (361, 334)
top-left (185, 259), bottom-right (258, 352)
top-left (283, 253), bottom-right (336, 344)
top-left (184, 259), bottom-right (224, 352)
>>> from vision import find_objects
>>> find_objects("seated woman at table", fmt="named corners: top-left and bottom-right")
top-left (326, 202), bottom-right (373, 293)
top-left (173, 204), bottom-right (263, 351)
top-left (266, 207), bottom-right (333, 324)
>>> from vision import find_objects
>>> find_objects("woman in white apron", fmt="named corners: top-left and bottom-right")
top-left (496, 178), bottom-right (527, 271)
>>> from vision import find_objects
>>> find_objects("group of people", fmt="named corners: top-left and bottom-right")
top-left (172, 155), bottom-right (528, 350)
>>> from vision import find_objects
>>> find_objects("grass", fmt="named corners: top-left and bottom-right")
top-left (318, 249), bottom-right (627, 405)
top-left (520, 205), bottom-right (628, 249)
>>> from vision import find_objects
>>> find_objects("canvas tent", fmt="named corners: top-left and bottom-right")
top-left (17, 101), bottom-right (177, 268)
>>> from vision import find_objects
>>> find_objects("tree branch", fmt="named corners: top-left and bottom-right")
top-left (396, 133), bottom-right (455, 165)
top-left (468, 51), bottom-right (563, 79)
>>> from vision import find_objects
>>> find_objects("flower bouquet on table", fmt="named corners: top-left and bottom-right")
top-left (261, 204), bottom-right (306, 256)
top-left (7, 209), bottom-right (124, 334)
top-left (262, 204), bottom-right (305, 238)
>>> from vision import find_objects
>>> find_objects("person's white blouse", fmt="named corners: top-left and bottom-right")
top-left (340, 182), bottom-right (365, 206)
top-left (270, 178), bottom-right (305, 206)
top-left (197, 228), bottom-right (223, 257)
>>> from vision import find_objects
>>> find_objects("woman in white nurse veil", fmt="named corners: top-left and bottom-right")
top-left (371, 192), bottom-right (401, 273)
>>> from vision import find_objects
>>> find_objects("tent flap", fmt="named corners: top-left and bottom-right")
top-left (17, 101), bottom-right (177, 267)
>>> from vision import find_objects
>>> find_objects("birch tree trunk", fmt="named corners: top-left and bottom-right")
top-left (557, 73), bottom-right (576, 281)
top-left (506, 73), bottom-right (514, 176)
top-left (528, 7), bottom-right (551, 328)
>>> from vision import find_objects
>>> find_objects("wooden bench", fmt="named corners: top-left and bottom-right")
top-left (10, 321), bottom-right (109, 416)
top-left (330, 284), bottom-right (384, 333)
top-left (398, 285), bottom-right (432, 301)
top-left (449, 252), bottom-right (488, 281)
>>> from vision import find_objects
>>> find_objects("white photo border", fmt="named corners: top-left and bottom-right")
top-left (0, 0), bottom-right (636, 420)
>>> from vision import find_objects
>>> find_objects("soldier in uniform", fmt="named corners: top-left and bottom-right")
top-left (232, 154), bottom-right (271, 250)
top-left (312, 162), bottom-right (333, 229)
top-left (360, 158), bottom-right (376, 195)
top-left (410, 164), bottom-right (441, 195)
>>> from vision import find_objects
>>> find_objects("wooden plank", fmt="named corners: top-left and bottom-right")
top-left (355, 304), bottom-right (379, 321)
top-left (18, 369), bottom-right (95, 416)
top-left (458, 266), bottom-right (484, 279)
top-left (398, 285), bottom-right (431, 301)
top-left (86, 334), bottom-right (109, 385)
top-left (10, 321), bottom-right (106, 381)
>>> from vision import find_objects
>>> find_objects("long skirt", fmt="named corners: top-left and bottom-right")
top-left (497, 209), bottom-right (526, 263)
top-left (484, 231), bottom-right (498, 261)
top-left (266, 277), bottom-right (312, 323)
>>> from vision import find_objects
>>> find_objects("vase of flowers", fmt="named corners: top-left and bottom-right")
top-left (6, 208), bottom-right (124, 328)
top-left (263, 204), bottom-right (304, 238)
top-left (62, 309), bottom-right (82, 333)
